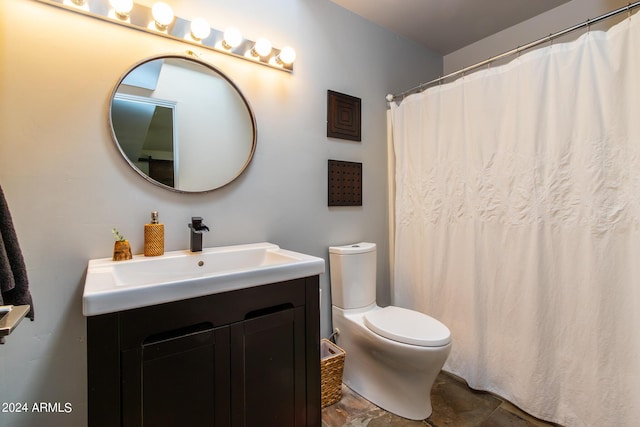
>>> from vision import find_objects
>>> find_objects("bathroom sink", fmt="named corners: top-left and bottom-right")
top-left (83, 242), bottom-right (325, 316)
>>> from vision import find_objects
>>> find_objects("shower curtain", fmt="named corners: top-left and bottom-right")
top-left (389, 14), bottom-right (640, 427)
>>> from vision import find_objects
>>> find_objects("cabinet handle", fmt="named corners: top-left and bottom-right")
top-left (244, 303), bottom-right (293, 320)
top-left (143, 322), bottom-right (213, 346)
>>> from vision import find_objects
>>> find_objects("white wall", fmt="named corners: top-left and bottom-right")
top-left (0, 0), bottom-right (441, 425)
top-left (444, 0), bottom-right (631, 74)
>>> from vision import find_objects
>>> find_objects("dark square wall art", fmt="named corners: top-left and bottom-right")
top-left (328, 160), bottom-right (362, 206)
top-left (327, 90), bottom-right (361, 141)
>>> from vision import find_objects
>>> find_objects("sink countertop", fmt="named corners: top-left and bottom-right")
top-left (83, 242), bottom-right (325, 316)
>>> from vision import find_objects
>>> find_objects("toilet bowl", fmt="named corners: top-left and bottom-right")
top-left (329, 242), bottom-right (451, 420)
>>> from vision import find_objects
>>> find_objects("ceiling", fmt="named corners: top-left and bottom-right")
top-left (330, 0), bottom-right (571, 55)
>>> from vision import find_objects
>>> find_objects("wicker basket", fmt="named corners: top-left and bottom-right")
top-left (320, 338), bottom-right (345, 408)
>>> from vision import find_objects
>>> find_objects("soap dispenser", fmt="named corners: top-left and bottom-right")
top-left (144, 211), bottom-right (164, 256)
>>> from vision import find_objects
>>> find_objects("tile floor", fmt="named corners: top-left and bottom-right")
top-left (321, 371), bottom-right (562, 427)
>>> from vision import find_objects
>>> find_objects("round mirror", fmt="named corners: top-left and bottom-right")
top-left (109, 54), bottom-right (256, 193)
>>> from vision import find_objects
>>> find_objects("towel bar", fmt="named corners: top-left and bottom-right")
top-left (0, 305), bottom-right (30, 337)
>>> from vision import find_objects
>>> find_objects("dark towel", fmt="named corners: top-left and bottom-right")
top-left (0, 185), bottom-right (34, 320)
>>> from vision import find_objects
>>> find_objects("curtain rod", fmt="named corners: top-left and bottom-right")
top-left (387, 1), bottom-right (640, 103)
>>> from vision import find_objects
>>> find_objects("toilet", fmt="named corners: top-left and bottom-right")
top-left (329, 242), bottom-right (451, 420)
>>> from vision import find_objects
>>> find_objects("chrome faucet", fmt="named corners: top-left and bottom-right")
top-left (188, 217), bottom-right (209, 252)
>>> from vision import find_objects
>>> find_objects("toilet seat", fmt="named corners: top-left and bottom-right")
top-left (364, 306), bottom-right (451, 347)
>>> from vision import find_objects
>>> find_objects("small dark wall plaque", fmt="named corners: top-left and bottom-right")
top-left (328, 160), bottom-right (362, 206)
top-left (327, 90), bottom-right (361, 141)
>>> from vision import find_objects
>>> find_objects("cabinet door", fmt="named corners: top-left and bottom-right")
top-left (231, 306), bottom-right (306, 427)
top-left (122, 325), bottom-right (231, 427)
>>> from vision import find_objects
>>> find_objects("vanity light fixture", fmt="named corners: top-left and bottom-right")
top-left (35, 0), bottom-right (296, 72)
top-left (189, 17), bottom-right (211, 41)
top-left (151, 2), bottom-right (174, 31)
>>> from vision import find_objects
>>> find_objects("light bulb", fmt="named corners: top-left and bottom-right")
top-left (109, 0), bottom-right (133, 17)
top-left (63, 0), bottom-right (89, 9)
top-left (278, 46), bottom-right (296, 65)
top-left (152, 2), bottom-right (174, 30)
top-left (190, 18), bottom-right (211, 41)
top-left (253, 38), bottom-right (272, 57)
top-left (222, 27), bottom-right (243, 49)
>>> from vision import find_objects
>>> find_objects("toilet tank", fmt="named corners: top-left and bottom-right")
top-left (329, 242), bottom-right (377, 309)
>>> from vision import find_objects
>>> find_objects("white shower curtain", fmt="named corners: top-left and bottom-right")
top-left (390, 14), bottom-right (640, 427)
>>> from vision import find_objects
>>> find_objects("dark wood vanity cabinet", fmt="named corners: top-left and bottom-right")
top-left (87, 276), bottom-right (321, 427)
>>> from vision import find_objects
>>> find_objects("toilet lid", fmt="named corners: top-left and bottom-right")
top-left (364, 306), bottom-right (451, 347)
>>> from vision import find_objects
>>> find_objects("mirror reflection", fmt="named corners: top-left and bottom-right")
top-left (110, 55), bottom-right (256, 192)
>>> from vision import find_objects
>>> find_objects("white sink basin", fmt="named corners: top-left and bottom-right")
top-left (83, 242), bottom-right (325, 316)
